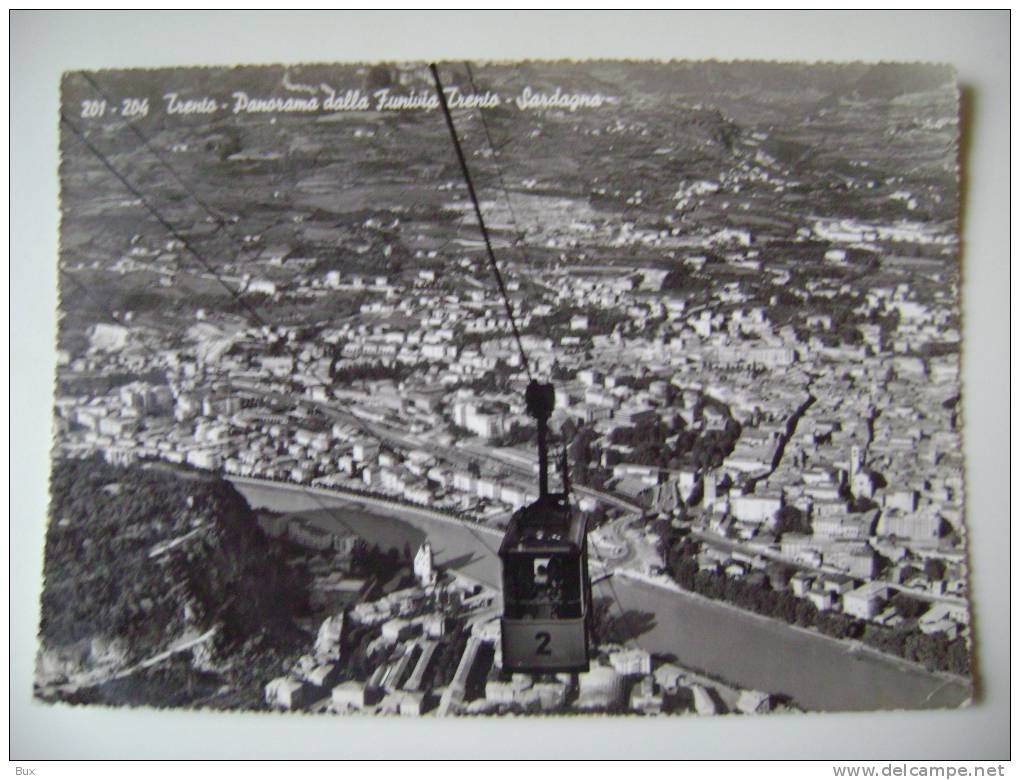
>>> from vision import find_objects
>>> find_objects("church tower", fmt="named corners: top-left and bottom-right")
top-left (414, 541), bottom-right (437, 587)
top-left (850, 445), bottom-right (863, 482)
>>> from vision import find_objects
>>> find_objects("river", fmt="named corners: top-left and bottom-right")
top-left (232, 478), bottom-right (971, 713)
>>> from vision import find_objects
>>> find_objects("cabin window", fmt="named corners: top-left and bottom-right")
top-left (503, 553), bottom-right (583, 619)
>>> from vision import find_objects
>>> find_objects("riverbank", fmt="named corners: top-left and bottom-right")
top-left (230, 475), bottom-right (972, 712)
top-left (230, 476), bottom-right (502, 541)
top-left (605, 573), bottom-right (971, 712)
top-left (230, 476), bottom-right (503, 589)
top-left (615, 568), bottom-right (971, 693)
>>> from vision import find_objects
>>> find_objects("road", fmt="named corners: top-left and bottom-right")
top-left (457, 442), bottom-right (645, 514)
top-left (692, 528), bottom-right (969, 608)
top-left (232, 478), bottom-right (971, 713)
top-left (233, 383), bottom-right (644, 516)
top-left (39, 627), bottom-right (219, 699)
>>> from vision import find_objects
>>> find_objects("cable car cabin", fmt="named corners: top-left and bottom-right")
top-left (429, 73), bottom-right (593, 675)
top-left (496, 380), bottom-right (592, 674)
top-left (499, 493), bottom-right (592, 673)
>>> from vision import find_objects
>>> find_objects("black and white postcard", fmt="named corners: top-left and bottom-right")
top-left (40, 60), bottom-right (970, 717)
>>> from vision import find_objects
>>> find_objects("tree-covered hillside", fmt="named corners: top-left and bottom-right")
top-left (38, 456), bottom-right (307, 707)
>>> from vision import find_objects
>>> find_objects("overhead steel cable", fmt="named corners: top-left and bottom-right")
top-left (60, 268), bottom-right (372, 547)
top-left (462, 62), bottom-right (533, 258)
top-left (66, 266), bottom-right (505, 605)
top-left (58, 269), bottom-right (154, 348)
top-left (76, 72), bottom-right (235, 235)
top-left (60, 97), bottom-right (506, 572)
top-left (436, 62), bottom-right (652, 655)
top-left (72, 65), bottom-right (650, 662)
top-left (60, 273), bottom-right (492, 562)
top-left (56, 118), bottom-right (400, 550)
top-left (60, 113), bottom-right (270, 331)
top-left (429, 63), bottom-right (533, 383)
top-left (74, 71), bottom-right (296, 264)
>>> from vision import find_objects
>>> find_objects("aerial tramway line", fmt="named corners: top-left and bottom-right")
top-left (64, 63), bottom-right (617, 675)
top-left (429, 64), bottom-right (593, 673)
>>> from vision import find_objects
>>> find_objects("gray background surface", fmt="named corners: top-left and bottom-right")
top-left (10, 10), bottom-right (1010, 759)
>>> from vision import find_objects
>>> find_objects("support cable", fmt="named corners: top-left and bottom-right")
top-left (61, 72), bottom-right (518, 589)
top-left (59, 113), bottom-right (270, 330)
top-left (429, 63), bottom-right (533, 382)
top-left (77, 72), bottom-right (235, 236)
top-left (437, 61), bottom-right (651, 652)
top-left (57, 116), bottom-right (414, 551)
top-left (62, 267), bottom-right (499, 559)
top-left (462, 62), bottom-right (533, 257)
